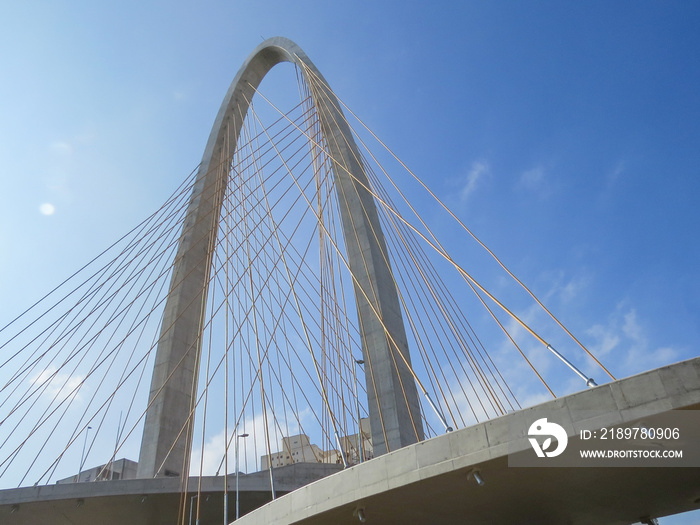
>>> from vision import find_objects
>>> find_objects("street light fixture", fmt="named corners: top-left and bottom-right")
top-left (354, 359), bottom-right (365, 463)
top-left (468, 468), bottom-right (485, 487)
top-left (235, 433), bottom-right (249, 520)
top-left (188, 494), bottom-right (197, 525)
top-left (77, 426), bottom-right (92, 482)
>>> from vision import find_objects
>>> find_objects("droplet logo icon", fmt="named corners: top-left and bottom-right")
top-left (528, 418), bottom-right (568, 458)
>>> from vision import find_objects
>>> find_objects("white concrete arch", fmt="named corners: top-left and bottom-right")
top-left (137, 37), bottom-right (423, 479)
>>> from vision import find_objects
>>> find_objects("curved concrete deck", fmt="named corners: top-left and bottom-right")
top-left (236, 357), bottom-right (700, 525)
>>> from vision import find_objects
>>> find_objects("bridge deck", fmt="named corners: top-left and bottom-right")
top-left (236, 356), bottom-right (700, 525)
top-left (1, 357), bottom-right (698, 524)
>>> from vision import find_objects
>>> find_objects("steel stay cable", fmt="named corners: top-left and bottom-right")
top-left (252, 95), bottom-right (372, 402)
top-left (300, 61), bottom-right (614, 382)
top-left (310, 74), bottom-right (537, 410)
top-left (299, 81), bottom-right (397, 444)
top-left (89, 298), bottom-right (167, 484)
top-left (210, 231), bottom-right (339, 475)
top-left (23, 173), bottom-right (309, 484)
top-left (347, 146), bottom-right (513, 416)
top-left (305, 78), bottom-right (429, 438)
top-left (0, 164), bottom-right (199, 346)
top-left (22, 198), bottom-right (184, 421)
top-left (312, 117), bottom-right (351, 444)
top-left (148, 135), bottom-right (339, 478)
top-left (0, 188), bottom-right (194, 450)
top-left (323, 178), bottom-right (372, 439)
top-left (313, 139), bottom-right (359, 442)
top-left (0, 254), bottom-right (177, 461)
top-left (243, 106), bottom-right (300, 463)
top-left (223, 117), bottom-right (231, 519)
top-left (245, 95), bottom-right (349, 466)
top-left (18, 244), bottom-right (177, 486)
top-left (363, 161), bottom-right (514, 411)
top-left (255, 78), bottom-right (461, 431)
top-left (365, 165), bottom-right (499, 420)
top-left (248, 96), bottom-right (426, 446)
top-left (259, 73), bottom-right (599, 390)
top-left (366, 161), bottom-right (537, 403)
top-left (0, 185), bottom-right (194, 404)
top-left (1, 259), bottom-right (183, 481)
top-left (111, 190), bottom-right (329, 479)
top-left (0, 175), bottom-right (194, 397)
top-left (192, 136), bottom-right (230, 525)
top-left (216, 226), bottom-right (366, 411)
top-left (250, 81), bottom-right (461, 434)
top-left (367, 195), bottom-right (487, 424)
top-left (364, 187), bottom-right (474, 424)
top-left (0, 224), bottom-right (187, 431)
top-left (42, 259), bottom-right (171, 484)
top-left (244, 105), bottom-right (278, 498)
top-left (241, 82), bottom-right (448, 436)
top-left (295, 81), bottom-right (396, 445)
top-left (221, 169), bottom-right (370, 458)
top-left (388, 204), bottom-right (526, 407)
top-left (157, 206), bottom-right (338, 481)
top-left (10, 75), bottom-right (378, 482)
top-left (254, 141), bottom-right (357, 456)
top-left (378, 204), bottom-right (505, 418)
top-left (19, 128), bottom-right (312, 484)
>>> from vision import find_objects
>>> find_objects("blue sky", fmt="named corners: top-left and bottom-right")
top-left (0, 1), bottom-right (699, 521)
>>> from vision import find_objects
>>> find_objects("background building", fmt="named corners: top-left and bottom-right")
top-left (56, 458), bottom-right (138, 484)
top-left (261, 418), bottom-right (373, 470)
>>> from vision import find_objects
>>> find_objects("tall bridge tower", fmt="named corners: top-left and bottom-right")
top-left (136, 37), bottom-right (423, 479)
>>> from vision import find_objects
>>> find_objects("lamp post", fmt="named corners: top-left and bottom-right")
top-left (188, 494), bottom-right (198, 525)
top-left (77, 426), bottom-right (92, 482)
top-left (354, 359), bottom-right (365, 463)
top-left (235, 433), bottom-right (249, 520)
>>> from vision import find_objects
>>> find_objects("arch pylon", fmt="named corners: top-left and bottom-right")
top-left (136, 37), bottom-right (423, 479)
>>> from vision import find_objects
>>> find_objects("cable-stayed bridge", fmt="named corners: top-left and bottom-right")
top-left (0, 38), bottom-right (698, 525)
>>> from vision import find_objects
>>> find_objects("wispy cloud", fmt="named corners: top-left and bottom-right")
top-left (538, 269), bottom-right (591, 305)
top-left (608, 160), bottom-right (625, 186)
top-left (517, 164), bottom-right (551, 198)
top-left (598, 160), bottom-right (625, 202)
top-left (558, 275), bottom-right (588, 303)
top-left (459, 160), bottom-right (489, 201)
top-left (586, 305), bottom-right (679, 376)
top-left (30, 367), bottom-right (85, 403)
top-left (520, 166), bottom-right (544, 187)
top-left (189, 411), bottom-right (306, 476)
top-left (44, 137), bottom-right (81, 203)
top-left (586, 323), bottom-right (621, 356)
top-left (621, 309), bottom-right (644, 344)
top-left (49, 140), bottom-right (73, 156)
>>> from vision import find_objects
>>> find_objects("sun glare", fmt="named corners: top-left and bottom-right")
top-left (39, 203), bottom-right (56, 216)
